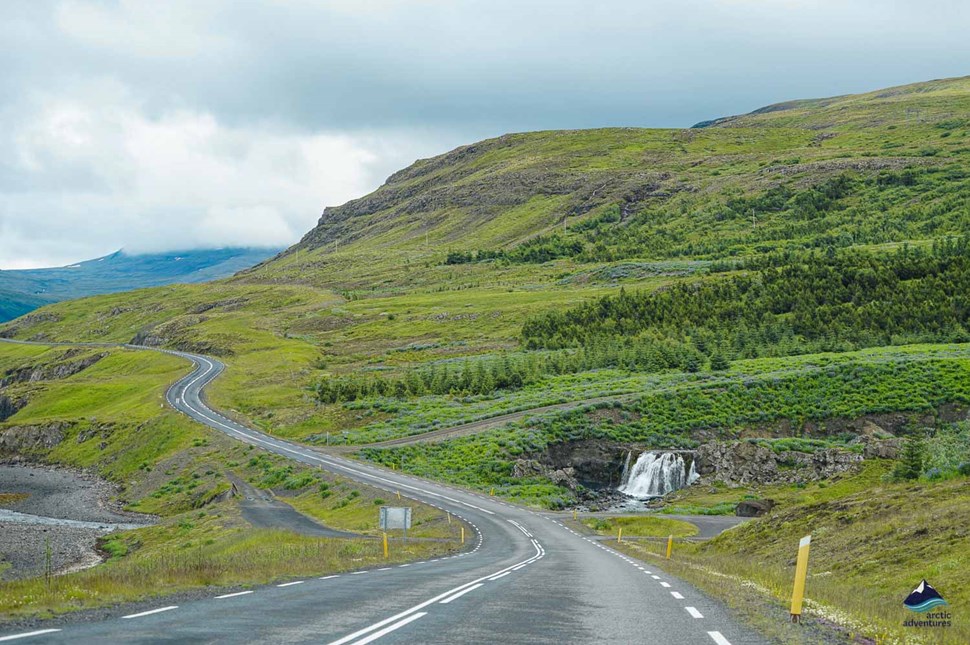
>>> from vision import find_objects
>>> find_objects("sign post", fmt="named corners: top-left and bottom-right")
top-left (790, 534), bottom-right (812, 623)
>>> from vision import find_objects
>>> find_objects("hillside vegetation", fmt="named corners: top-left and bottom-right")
top-left (2, 76), bottom-right (970, 640)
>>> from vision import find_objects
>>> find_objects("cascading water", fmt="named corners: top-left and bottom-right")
top-left (618, 451), bottom-right (699, 498)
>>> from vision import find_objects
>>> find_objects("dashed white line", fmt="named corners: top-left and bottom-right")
top-left (122, 606), bottom-right (178, 619)
top-left (660, 582), bottom-right (671, 588)
top-left (686, 607), bottom-right (704, 619)
top-left (0, 630), bottom-right (62, 642)
top-left (320, 575), bottom-right (340, 580)
top-left (277, 581), bottom-right (305, 587)
top-left (708, 631), bottom-right (732, 645)
top-left (215, 590), bottom-right (254, 599)
top-left (671, 591), bottom-right (684, 599)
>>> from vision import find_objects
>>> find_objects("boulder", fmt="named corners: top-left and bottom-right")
top-left (735, 499), bottom-right (775, 517)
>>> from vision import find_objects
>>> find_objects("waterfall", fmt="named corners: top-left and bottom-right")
top-left (618, 451), bottom-right (699, 498)
top-left (619, 450), bottom-right (633, 486)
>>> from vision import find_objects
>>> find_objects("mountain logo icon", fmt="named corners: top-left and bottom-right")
top-left (903, 580), bottom-right (948, 613)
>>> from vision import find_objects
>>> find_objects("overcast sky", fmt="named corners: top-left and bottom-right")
top-left (2, 1), bottom-right (969, 269)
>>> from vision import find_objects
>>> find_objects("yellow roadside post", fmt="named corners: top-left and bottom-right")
top-left (447, 511), bottom-right (451, 524)
top-left (383, 532), bottom-right (389, 559)
top-left (790, 534), bottom-right (812, 623)
top-left (396, 490), bottom-right (401, 500)
top-left (617, 528), bottom-right (623, 544)
top-left (461, 526), bottom-right (465, 544)
top-left (490, 488), bottom-right (494, 496)
top-left (572, 510), bottom-right (578, 521)
top-left (666, 535), bottom-right (673, 559)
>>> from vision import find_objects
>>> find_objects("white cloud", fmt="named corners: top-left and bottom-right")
top-left (0, 88), bottom-right (447, 267)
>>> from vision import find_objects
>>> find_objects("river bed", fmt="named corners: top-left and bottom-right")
top-left (0, 464), bottom-right (154, 580)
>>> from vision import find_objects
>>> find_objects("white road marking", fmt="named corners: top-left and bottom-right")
top-left (488, 571), bottom-right (511, 581)
top-left (350, 571), bottom-right (368, 575)
top-left (686, 607), bottom-right (704, 619)
top-left (651, 575), bottom-right (661, 579)
top-left (215, 590), bottom-right (254, 599)
top-left (122, 606), bottom-right (178, 619)
top-left (671, 591), bottom-right (684, 599)
top-left (347, 612), bottom-right (428, 645)
top-left (0, 630), bottom-right (62, 642)
top-left (320, 575), bottom-right (340, 580)
top-left (277, 581), bottom-right (305, 587)
top-left (660, 582), bottom-right (671, 588)
top-left (439, 583), bottom-right (484, 604)
top-left (708, 631), bottom-right (732, 645)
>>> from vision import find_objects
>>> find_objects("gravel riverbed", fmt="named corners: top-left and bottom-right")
top-left (0, 464), bottom-right (154, 580)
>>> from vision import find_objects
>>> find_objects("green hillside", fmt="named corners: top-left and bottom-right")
top-left (3, 76), bottom-right (970, 640)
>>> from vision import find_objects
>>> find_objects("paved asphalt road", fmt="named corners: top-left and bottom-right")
top-left (0, 343), bottom-right (766, 644)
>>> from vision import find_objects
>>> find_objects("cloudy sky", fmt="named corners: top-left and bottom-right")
top-left (2, 1), bottom-right (969, 269)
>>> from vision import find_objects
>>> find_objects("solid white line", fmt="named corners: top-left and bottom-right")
top-left (439, 583), bottom-right (484, 604)
top-left (122, 606), bottom-right (178, 619)
top-left (708, 631), bottom-right (732, 645)
top-left (347, 612), bottom-right (427, 645)
top-left (488, 571), bottom-right (511, 581)
top-left (277, 581), bottom-right (305, 587)
top-left (0, 630), bottom-right (62, 642)
top-left (671, 591), bottom-right (684, 599)
top-left (215, 590), bottom-right (254, 599)
top-left (686, 607), bottom-right (704, 619)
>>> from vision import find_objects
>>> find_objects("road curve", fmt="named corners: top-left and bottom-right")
top-left (0, 342), bottom-right (765, 644)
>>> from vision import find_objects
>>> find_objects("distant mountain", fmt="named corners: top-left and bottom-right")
top-left (0, 247), bottom-right (282, 322)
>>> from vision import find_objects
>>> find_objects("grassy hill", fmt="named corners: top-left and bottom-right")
top-left (3, 76), bottom-right (970, 640)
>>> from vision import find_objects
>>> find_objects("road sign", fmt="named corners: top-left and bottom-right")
top-left (379, 506), bottom-right (412, 530)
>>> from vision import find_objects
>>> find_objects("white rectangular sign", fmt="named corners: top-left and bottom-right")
top-left (379, 506), bottom-right (412, 530)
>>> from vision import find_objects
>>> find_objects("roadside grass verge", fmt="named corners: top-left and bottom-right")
top-left (0, 515), bottom-right (459, 621)
top-left (610, 465), bottom-right (970, 644)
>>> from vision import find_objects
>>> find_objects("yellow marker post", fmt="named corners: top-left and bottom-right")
top-left (396, 490), bottom-right (401, 500)
top-left (490, 488), bottom-right (494, 496)
top-left (790, 534), bottom-right (812, 623)
top-left (447, 512), bottom-right (451, 524)
top-left (572, 510), bottom-right (577, 521)
top-left (617, 528), bottom-right (623, 544)
top-left (461, 526), bottom-right (465, 544)
top-left (382, 532), bottom-right (389, 559)
top-left (666, 535), bottom-right (673, 559)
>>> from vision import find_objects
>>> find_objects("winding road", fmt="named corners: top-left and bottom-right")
top-left (0, 344), bottom-right (765, 644)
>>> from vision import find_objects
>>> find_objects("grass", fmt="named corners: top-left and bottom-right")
top-left (580, 515), bottom-right (698, 538)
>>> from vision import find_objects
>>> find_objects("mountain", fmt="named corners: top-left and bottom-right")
top-left (0, 247), bottom-right (282, 322)
top-left (243, 74), bottom-right (970, 293)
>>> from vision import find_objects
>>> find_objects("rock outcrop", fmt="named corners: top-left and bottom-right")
top-left (695, 441), bottom-right (863, 485)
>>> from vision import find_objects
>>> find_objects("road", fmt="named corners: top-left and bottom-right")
top-left (0, 343), bottom-right (765, 644)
